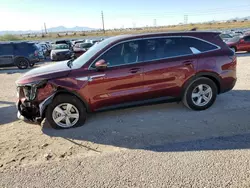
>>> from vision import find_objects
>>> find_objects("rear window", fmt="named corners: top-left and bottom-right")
top-left (52, 44), bottom-right (69, 50)
top-left (14, 43), bottom-right (37, 52)
top-left (227, 36), bottom-right (240, 43)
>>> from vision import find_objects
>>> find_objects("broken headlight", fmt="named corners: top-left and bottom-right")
top-left (18, 80), bottom-right (47, 101)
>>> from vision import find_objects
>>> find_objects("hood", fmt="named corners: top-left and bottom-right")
top-left (16, 60), bottom-right (72, 85)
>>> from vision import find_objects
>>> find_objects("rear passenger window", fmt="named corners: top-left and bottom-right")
top-left (0, 44), bottom-right (14, 55)
top-left (182, 37), bottom-right (218, 52)
top-left (143, 38), bottom-right (193, 61)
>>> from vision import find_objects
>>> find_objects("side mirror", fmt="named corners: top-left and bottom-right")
top-left (95, 59), bottom-right (107, 70)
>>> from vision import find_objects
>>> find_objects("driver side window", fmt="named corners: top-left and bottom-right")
top-left (92, 41), bottom-right (140, 68)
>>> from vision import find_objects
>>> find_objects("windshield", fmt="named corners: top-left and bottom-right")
top-left (227, 36), bottom-right (240, 43)
top-left (71, 37), bottom-right (118, 69)
top-left (52, 44), bottom-right (69, 50)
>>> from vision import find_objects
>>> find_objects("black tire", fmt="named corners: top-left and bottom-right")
top-left (182, 77), bottom-right (218, 111)
top-left (29, 62), bottom-right (35, 67)
top-left (15, 57), bottom-right (29, 69)
top-left (46, 94), bottom-right (87, 129)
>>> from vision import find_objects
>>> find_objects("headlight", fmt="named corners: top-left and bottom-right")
top-left (17, 80), bottom-right (47, 101)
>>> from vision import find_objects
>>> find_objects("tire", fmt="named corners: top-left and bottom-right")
top-left (46, 94), bottom-right (87, 129)
top-left (182, 77), bottom-right (218, 111)
top-left (15, 57), bottom-right (29, 69)
top-left (29, 62), bottom-right (35, 67)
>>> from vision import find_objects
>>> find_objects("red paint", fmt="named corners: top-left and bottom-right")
top-left (226, 34), bottom-right (250, 52)
top-left (16, 32), bottom-right (237, 115)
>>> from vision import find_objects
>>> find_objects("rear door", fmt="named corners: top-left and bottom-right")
top-left (0, 44), bottom-right (14, 66)
top-left (142, 37), bottom-right (198, 99)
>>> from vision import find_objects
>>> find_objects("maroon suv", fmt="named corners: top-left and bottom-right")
top-left (16, 32), bottom-right (237, 129)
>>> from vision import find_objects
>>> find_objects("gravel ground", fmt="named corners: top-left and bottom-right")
top-left (0, 53), bottom-right (250, 187)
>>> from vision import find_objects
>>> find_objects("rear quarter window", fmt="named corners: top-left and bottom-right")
top-left (183, 37), bottom-right (219, 52)
top-left (0, 44), bottom-right (14, 55)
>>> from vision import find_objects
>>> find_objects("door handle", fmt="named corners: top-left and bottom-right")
top-left (129, 68), bottom-right (141, 73)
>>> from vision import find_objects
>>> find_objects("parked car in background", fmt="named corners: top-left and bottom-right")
top-left (38, 43), bottom-right (50, 57)
top-left (226, 34), bottom-right (250, 52)
top-left (55, 40), bottom-right (72, 49)
top-left (0, 42), bottom-right (40, 69)
top-left (73, 42), bottom-right (94, 58)
top-left (50, 44), bottom-right (74, 61)
top-left (16, 32), bottom-right (236, 129)
top-left (220, 33), bottom-right (233, 42)
top-left (72, 39), bottom-right (86, 47)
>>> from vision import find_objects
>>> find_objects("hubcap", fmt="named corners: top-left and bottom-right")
top-left (52, 103), bottom-right (79, 128)
top-left (191, 84), bottom-right (213, 107)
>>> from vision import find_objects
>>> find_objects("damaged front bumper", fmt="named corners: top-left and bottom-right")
top-left (16, 81), bottom-right (56, 123)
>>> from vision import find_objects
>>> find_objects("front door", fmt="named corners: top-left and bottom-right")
top-left (86, 40), bottom-right (145, 110)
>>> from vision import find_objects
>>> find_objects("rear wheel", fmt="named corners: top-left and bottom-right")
top-left (182, 77), bottom-right (217, 111)
top-left (46, 94), bottom-right (87, 129)
top-left (15, 57), bottom-right (29, 69)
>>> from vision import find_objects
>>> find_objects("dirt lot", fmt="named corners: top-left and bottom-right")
top-left (1, 54), bottom-right (250, 187)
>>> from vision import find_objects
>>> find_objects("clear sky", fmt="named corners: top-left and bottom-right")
top-left (0, 0), bottom-right (250, 31)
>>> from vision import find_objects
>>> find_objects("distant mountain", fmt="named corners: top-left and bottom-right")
top-left (228, 16), bottom-right (250, 21)
top-left (47, 26), bottom-right (95, 32)
top-left (0, 26), bottom-right (97, 35)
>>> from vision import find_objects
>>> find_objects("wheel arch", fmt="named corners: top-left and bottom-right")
top-left (181, 72), bottom-right (222, 97)
top-left (41, 88), bottom-right (91, 119)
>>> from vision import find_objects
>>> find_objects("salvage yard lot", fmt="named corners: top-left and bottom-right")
top-left (1, 53), bottom-right (250, 187)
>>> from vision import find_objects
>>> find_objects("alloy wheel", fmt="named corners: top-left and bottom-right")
top-left (191, 84), bottom-right (213, 107)
top-left (52, 103), bottom-right (80, 128)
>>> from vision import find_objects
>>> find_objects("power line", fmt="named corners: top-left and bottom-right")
top-left (104, 5), bottom-right (250, 18)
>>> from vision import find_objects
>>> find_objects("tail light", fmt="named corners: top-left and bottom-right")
top-left (34, 50), bottom-right (38, 56)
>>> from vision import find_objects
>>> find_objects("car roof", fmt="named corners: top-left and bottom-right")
top-left (0, 41), bottom-right (35, 45)
top-left (105, 31), bottom-right (221, 44)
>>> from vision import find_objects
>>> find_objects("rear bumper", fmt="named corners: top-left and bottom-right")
top-left (220, 78), bottom-right (237, 94)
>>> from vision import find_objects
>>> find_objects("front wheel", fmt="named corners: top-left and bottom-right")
top-left (182, 77), bottom-right (218, 111)
top-left (46, 94), bottom-right (87, 129)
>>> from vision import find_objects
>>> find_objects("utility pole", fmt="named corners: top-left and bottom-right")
top-left (153, 19), bottom-right (157, 27)
top-left (44, 22), bottom-right (47, 34)
top-left (184, 15), bottom-right (188, 25)
top-left (101, 11), bottom-right (105, 33)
